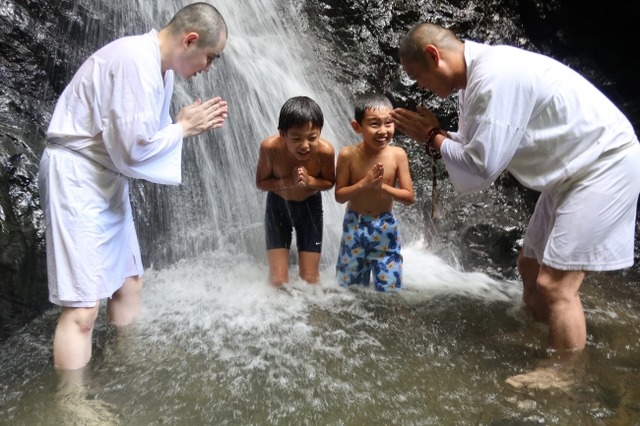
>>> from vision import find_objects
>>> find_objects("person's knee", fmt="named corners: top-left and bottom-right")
top-left (516, 251), bottom-right (529, 272)
top-left (269, 267), bottom-right (288, 287)
top-left (300, 271), bottom-right (319, 284)
top-left (60, 305), bottom-right (99, 334)
top-left (536, 267), bottom-right (584, 304)
top-left (112, 276), bottom-right (143, 301)
top-left (298, 251), bottom-right (320, 284)
top-left (269, 276), bottom-right (287, 287)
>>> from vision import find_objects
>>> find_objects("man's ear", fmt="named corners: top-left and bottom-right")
top-left (350, 119), bottom-right (362, 134)
top-left (183, 32), bottom-right (200, 48)
top-left (424, 44), bottom-right (440, 65)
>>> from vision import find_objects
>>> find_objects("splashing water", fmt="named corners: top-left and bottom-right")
top-left (2, 1), bottom-right (640, 424)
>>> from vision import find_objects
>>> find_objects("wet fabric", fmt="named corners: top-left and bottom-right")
top-left (336, 210), bottom-right (402, 292)
top-left (265, 191), bottom-right (323, 253)
top-left (441, 41), bottom-right (638, 195)
top-left (522, 143), bottom-right (640, 271)
top-left (440, 40), bottom-right (640, 271)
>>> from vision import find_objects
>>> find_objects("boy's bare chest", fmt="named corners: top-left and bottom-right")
top-left (351, 154), bottom-right (397, 181)
top-left (271, 154), bottom-right (322, 177)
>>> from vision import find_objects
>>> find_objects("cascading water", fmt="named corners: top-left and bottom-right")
top-left (1, 1), bottom-right (640, 424)
top-left (131, 0), bottom-right (354, 267)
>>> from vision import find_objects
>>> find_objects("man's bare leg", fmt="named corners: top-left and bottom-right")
top-left (537, 265), bottom-right (586, 351)
top-left (267, 248), bottom-right (290, 287)
top-left (53, 304), bottom-right (100, 370)
top-left (517, 251), bottom-right (549, 322)
top-left (106, 276), bottom-right (143, 326)
top-left (298, 251), bottom-right (321, 284)
top-left (507, 264), bottom-right (586, 391)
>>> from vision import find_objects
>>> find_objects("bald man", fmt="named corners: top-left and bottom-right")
top-left (392, 23), bottom-right (640, 375)
top-left (40, 2), bottom-right (229, 370)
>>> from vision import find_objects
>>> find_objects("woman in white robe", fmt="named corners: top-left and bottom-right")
top-left (39, 3), bottom-right (229, 370)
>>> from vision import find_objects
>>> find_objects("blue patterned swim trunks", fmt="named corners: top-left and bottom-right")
top-left (336, 210), bottom-right (402, 292)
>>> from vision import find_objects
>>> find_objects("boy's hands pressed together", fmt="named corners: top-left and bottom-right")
top-left (364, 163), bottom-right (384, 190)
top-left (292, 166), bottom-right (309, 187)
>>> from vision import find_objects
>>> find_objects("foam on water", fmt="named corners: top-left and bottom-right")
top-left (134, 238), bottom-right (521, 367)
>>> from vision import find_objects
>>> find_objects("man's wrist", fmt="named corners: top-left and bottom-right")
top-left (425, 127), bottom-right (445, 159)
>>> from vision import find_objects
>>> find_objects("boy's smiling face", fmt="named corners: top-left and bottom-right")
top-left (352, 107), bottom-right (395, 151)
top-left (280, 122), bottom-right (321, 161)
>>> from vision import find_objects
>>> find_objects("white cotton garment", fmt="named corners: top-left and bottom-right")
top-left (440, 41), bottom-right (638, 195)
top-left (438, 40), bottom-right (640, 271)
top-left (40, 29), bottom-right (184, 307)
top-left (522, 142), bottom-right (640, 271)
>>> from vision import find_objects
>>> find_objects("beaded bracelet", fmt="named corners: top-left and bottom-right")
top-left (425, 127), bottom-right (445, 159)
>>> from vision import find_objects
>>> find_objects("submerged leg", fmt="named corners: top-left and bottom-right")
top-left (537, 265), bottom-right (586, 351)
top-left (298, 251), bottom-right (321, 284)
top-left (506, 265), bottom-right (586, 391)
top-left (106, 276), bottom-right (143, 326)
top-left (267, 248), bottom-right (290, 287)
top-left (517, 251), bottom-right (548, 323)
top-left (53, 304), bottom-right (100, 370)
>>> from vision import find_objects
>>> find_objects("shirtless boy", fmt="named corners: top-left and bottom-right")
top-left (335, 93), bottom-right (415, 291)
top-left (255, 96), bottom-right (336, 286)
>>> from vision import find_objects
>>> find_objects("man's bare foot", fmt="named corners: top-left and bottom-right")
top-left (505, 366), bottom-right (574, 392)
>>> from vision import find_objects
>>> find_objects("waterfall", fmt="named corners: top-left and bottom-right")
top-left (5, 2), bottom-right (640, 424)
top-left (130, 0), bottom-right (354, 269)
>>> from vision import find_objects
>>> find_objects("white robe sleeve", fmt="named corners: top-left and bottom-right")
top-left (101, 55), bottom-right (184, 185)
top-left (440, 53), bottom-right (535, 195)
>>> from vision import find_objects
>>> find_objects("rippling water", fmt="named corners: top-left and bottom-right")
top-left (2, 0), bottom-right (639, 424)
top-left (1, 242), bottom-right (639, 425)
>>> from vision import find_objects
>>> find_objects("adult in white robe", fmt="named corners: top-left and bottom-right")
top-left (391, 23), bottom-right (640, 358)
top-left (39, 3), bottom-right (229, 370)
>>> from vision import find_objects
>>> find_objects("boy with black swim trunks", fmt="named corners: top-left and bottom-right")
top-left (255, 96), bottom-right (336, 286)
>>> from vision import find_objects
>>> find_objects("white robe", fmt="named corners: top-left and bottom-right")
top-left (39, 29), bottom-right (184, 307)
top-left (441, 40), bottom-right (637, 194)
top-left (440, 41), bottom-right (640, 270)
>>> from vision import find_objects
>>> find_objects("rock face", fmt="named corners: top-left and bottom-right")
top-left (0, 0), bottom-right (638, 341)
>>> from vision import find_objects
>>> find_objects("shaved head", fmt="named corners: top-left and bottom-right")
top-left (399, 23), bottom-right (461, 64)
top-left (164, 2), bottom-right (228, 48)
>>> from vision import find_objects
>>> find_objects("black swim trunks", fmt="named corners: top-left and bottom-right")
top-left (265, 191), bottom-right (323, 253)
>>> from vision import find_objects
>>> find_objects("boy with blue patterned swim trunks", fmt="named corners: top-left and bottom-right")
top-left (335, 94), bottom-right (415, 291)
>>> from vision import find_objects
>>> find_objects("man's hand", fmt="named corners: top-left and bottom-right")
top-left (177, 96), bottom-right (229, 138)
top-left (391, 105), bottom-right (439, 143)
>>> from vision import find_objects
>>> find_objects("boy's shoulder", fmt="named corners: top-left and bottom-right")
top-left (317, 137), bottom-right (335, 155)
top-left (259, 134), bottom-right (283, 149)
top-left (386, 144), bottom-right (409, 157)
top-left (338, 142), bottom-right (361, 157)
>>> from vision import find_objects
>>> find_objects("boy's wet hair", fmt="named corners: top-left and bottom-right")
top-left (278, 96), bottom-right (324, 133)
top-left (354, 93), bottom-right (393, 124)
